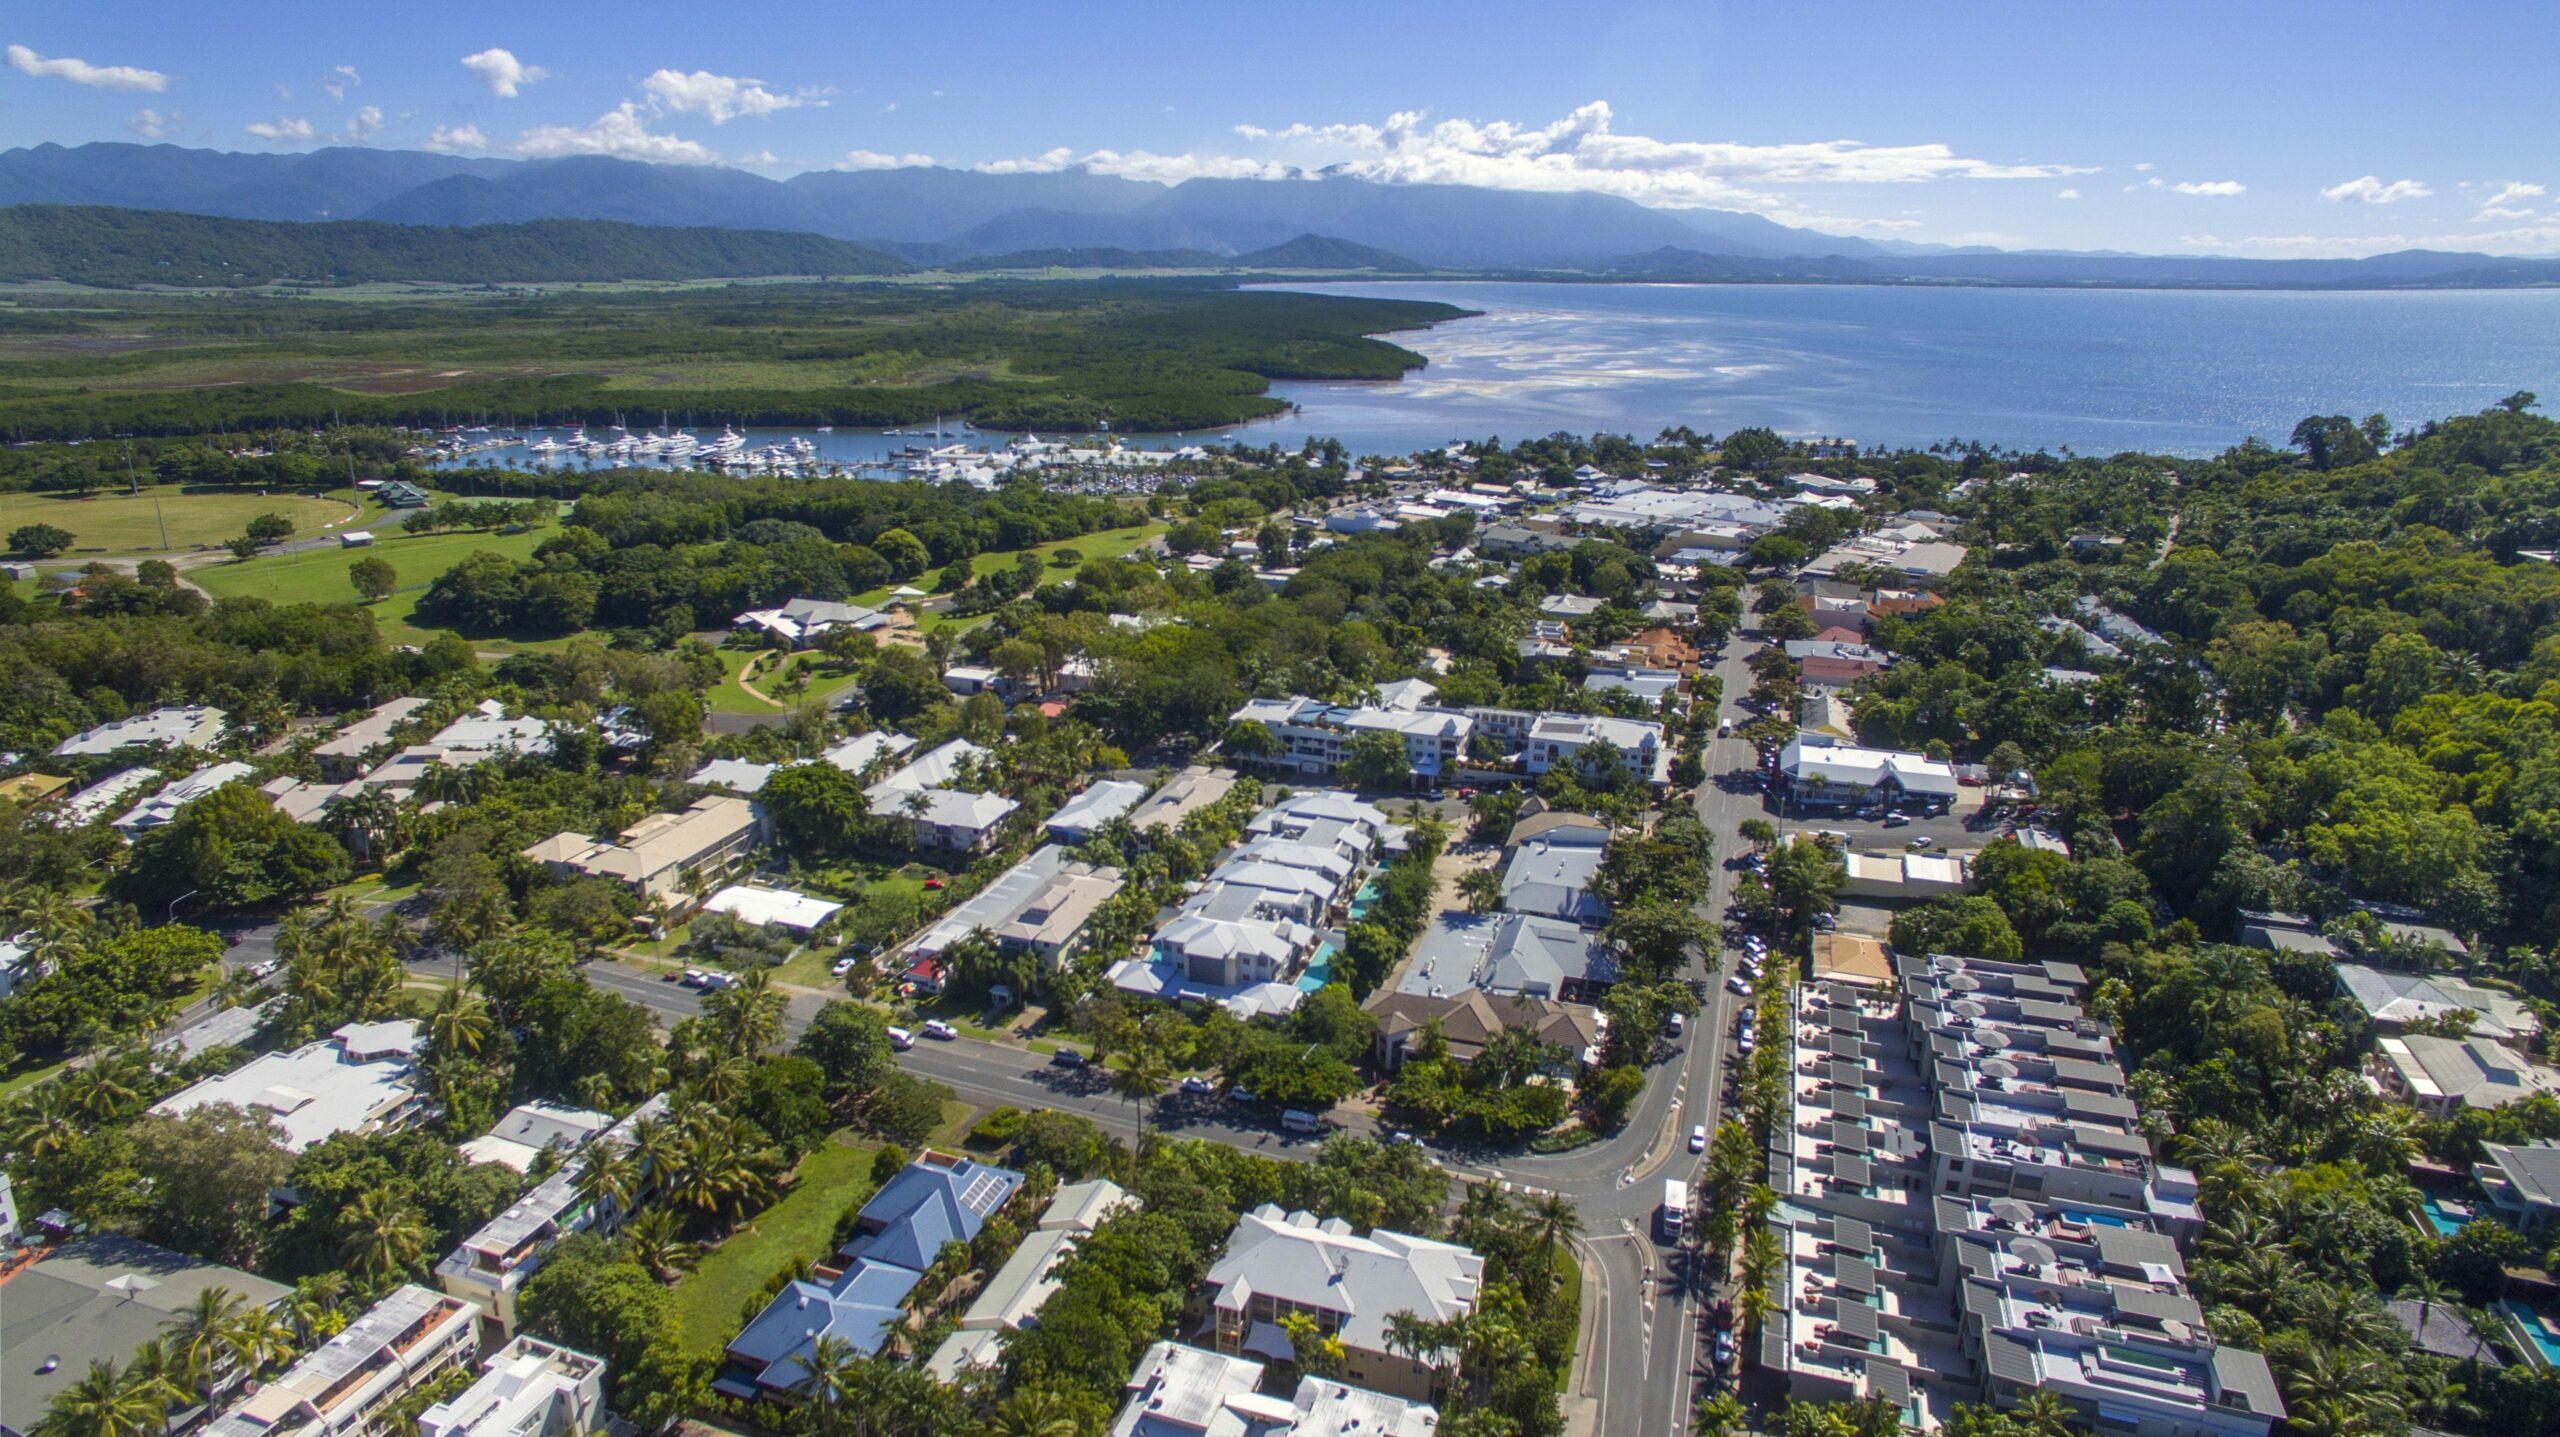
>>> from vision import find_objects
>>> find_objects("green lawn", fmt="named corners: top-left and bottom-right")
top-left (191, 523), bottom-right (558, 649)
top-left (850, 522), bottom-right (1167, 614)
top-left (707, 647), bottom-right (863, 716)
top-left (676, 1131), bottom-right (881, 1357)
top-left (0, 486), bottom-right (359, 555)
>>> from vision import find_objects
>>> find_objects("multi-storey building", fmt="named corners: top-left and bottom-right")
top-left (199, 1286), bottom-right (479, 1437)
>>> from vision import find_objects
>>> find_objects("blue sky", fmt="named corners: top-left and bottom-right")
top-left (5, 1), bottom-right (2555, 256)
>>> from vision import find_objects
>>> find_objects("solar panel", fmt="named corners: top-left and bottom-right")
top-left (959, 1170), bottom-right (1010, 1215)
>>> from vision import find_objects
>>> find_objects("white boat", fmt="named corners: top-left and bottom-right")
top-left (705, 426), bottom-right (747, 455)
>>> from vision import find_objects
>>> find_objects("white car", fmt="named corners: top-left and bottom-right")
top-left (1690, 1124), bottom-right (1709, 1153)
top-left (1908, 836), bottom-right (1935, 850)
top-left (1665, 1012), bottom-right (1686, 1037)
top-left (830, 956), bottom-right (859, 977)
top-left (1181, 1076), bottom-right (1215, 1095)
top-left (921, 1020), bottom-right (957, 1040)
top-left (1726, 975), bottom-right (1750, 995)
top-left (1738, 1031), bottom-right (1757, 1055)
top-left (886, 1026), bottom-right (914, 1051)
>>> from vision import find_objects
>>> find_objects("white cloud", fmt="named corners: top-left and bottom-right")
top-left (2321, 175), bottom-right (2431, 204)
top-left (513, 102), bottom-right (717, 164)
top-left (245, 115), bottom-right (313, 141)
top-left (424, 123), bottom-right (488, 153)
top-left (2171, 180), bottom-right (2246, 196)
top-left (2132, 162), bottom-right (2155, 172)
top-left (839, 149), bottom-right (935, 170)
top-left (342, 105), bottom-right (383, 142)
top-left (983, 101), bottom-right (2087, 229)
top-left (2056, 187), bottom-right (2080, 200)
top-left (735, 149), bottom-right (779, 167)
top-left (2476, 181), bottom-right (2545, 221)
top-left (325, 64), bottom-right (359, 101)
top-left (124, 108), bottom-right (179, 139)
top-left (641, 69), bottom-right (820, 123)
top-left (461, 47), bottom-right (546, 98)
top-left (6, 43), bottom-right (169, 91)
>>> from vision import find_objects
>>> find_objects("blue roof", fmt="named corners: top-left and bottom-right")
top-left (837, 1156), bottom-right (1023, 1272)
top-left (725, 1260), bottom-right (922, 1385)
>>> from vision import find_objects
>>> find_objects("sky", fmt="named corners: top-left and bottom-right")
top-left (4, 1), bottom-right (2556, 257)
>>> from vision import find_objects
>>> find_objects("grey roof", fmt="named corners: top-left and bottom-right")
top-left (1398, 912), bottom-right (1614, 1000)
top-left (1202, 1206), bottom-right (1482, 1356)
top-left (2210, 1345), bottom-right (2285, 1419)
top-left (2482, 1142), bottom-right (2560, 1209)
top-left (0, 1237), bottom-right (290, 1437)
top-left (2384, 1298), bottom-right (2503, 1364)
top-left (1982, 1331), bottom-right (2040, 1387)
top-left (2091, 1226), bottom-right (2184, 1277)
top-left (1500, 836), bottom-right (1608, 923)
top-left (2111, 1285), bottom-right (2205, 1328)
top-left (1047, 780), bottom-right (1148, 839)
top-left (2338, 964), bottom-right (2537, 1040)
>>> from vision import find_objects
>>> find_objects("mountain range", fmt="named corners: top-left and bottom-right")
top-left (4, 141), bottom-right (2557, 288)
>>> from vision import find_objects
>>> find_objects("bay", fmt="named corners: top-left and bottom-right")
top-left (1243, 281), bottom-right (2560, 457)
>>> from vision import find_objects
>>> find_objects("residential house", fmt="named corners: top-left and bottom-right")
top-left (522, 795), bottom-right (762, 901)
top-left (1398, 912), bottom-right (1617, 1004)
top-left (732, 597), bottom-right (888, 647)
top-left (1047, 779), bottom-right (1148, 842)
top-left (702, 884), bottom-right (843, 935)
top-left (1838, 849), bottom-right (1974, 903)
top-left (1787, 639), bottom-right (1891, 691)
top-left (456, 1101), bottom-right (614, 1174)
top-left (112, 761), bottom-right (254, 834)
top-left (312, 697), bottom-right (432, 780)
top-left (1363, 988), bottom-right (1601, 1071)
top-left (905, 844), bottom-right (1126, 968)
top-left (923, 1180), bottom-right (1143, 1381)
top-left (689, 758), bottom-right (777, 795)
top-left (53, 704), bottom-right (228, 757)
top-left (2368, 1034), bottom-right (2560, 1117)
top-left (199, 1286), bottom-right (480, 1437)
top-left (1200, 1206), bottom-right (1483, 1402)
top-left (2472, 1142), bottom-right (2560, 1234)
top-left (1499, 816), bottom-right (1610, 924)
top-left (821, 729), bottom-right (917, 779)
top-left (2335, 964), bottom-right (2541, 1046)
top-left (1582, 665), bottom-right (1682, 706)
top-left (1127, 766), bottom-right (1239, 833)
top-left (866, 738), bottom-right (1018, 851)
top-left (150, 1020), bottom-right (424, 1154)
top-left (53, 767), bottom-right (161, 828)
top-left (720, 1154), bottom-right (1024, 1400)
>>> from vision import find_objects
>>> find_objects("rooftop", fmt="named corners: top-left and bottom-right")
top-left (0, 1236), bottom-right (291, 1437)
top-left (1204, 1206), bottom-right (1482, 1356)
top-left (148, 1020), bottom-right (422, 1153)
top-left (53, 704), bottom-right (227, 757)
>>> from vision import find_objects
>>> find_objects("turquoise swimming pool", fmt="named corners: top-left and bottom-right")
top-left (1346, 877), bottom-right (1382, 921)
top-left (1297, 944), bottom-right (1340, 992)
top-left (2421, 1193), bottom-right (2478, 1237)
top-left (2060, 1208), bottom-right (2131, 1228)
top-left (2495, 1300), bottom-right (2560, 1368)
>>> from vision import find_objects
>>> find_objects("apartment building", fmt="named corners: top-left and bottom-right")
top-left (903, 844), bottom-right (1125, 968)
top-left (1523, 712), bottom-right (1668, 786)
top-left (200, 1285), bottom-right (480, 1437)
top-left (53, 704), bottom-right (228, 757)
top-left (1758, 958), bottom-right (2276, 1434)
top-left (865, 738), bottom-right (1019, 851)
top-left (437, 1095), bottom-right (670, 1336)
top-left (1106, 1342), bottom-right (1441, 1437)
top-left (2368, 1033), bottom-right (2560, 1117)
top-left (522, 795), bottom-right (761, 901)
top-left (1199, 1205), bottom-right (1483, 1403)
top-left (417, 1338), bottom-right (607, 1437)
top-left (1778, 734), bottom-right (1960, 811)
top-left (311, 697), bottom-right (433, 780)
top-left (1230, 696), bottom-right (1473, 788)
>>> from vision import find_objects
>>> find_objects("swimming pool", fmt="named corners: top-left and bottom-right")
top-left (2060, 1209), bottom-right (2132, 1228)
top-left (2494, 1300), bottom-right (2560, 1369)
top-left (1346, 878), bottom-right (1382, 921)
top-left (2421, 1194), bottom-right (2478, 1237)
top-left (1296, 944), bottom-right (1340, 992)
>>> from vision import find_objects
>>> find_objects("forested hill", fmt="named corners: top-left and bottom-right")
top-left (0, 205), bottom-right (916, 287)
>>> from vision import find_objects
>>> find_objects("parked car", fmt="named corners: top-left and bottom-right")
top-left (1386, 1130), bottom-right (1424, 1147)
top-left (887, 1026), bottom-right (915, 1051)
top-left (1229, 1085), bottom-right (1257, 1103)
top-left (1690, 1125), bottom-right (1709, 1153)
top-left (830, 956), bottom-right (859, 977)
top-left (1666, 1011), bottom-right (1686, 1037)
top-left (1181, 1075), bottom-right (1215, 1095)
top-left (1726, 975), bottom-right (1750, 995)
top-left (922, 1020), bottom-right (957, 1040)
top-left (1050, 1048), bottom-right (1088, 1068)
top-left (1714, 1330), bottom-right (1737, 1368)
top-left (1882, 813), bottom-right (1911, 828)
top-left (678, 968), bottom-right (708, 988)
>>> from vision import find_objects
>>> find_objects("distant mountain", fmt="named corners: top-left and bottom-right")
top-left (951, 245), bottom-right (1228, 271)
top-left (4, 142), bottom-right (2556, 288)
top-left (0, 205), bottom-right (910, 286)
top-left (1236, 233), bottom-right (1426, 271)
top-left (783, 166), bottom-right (1161, 242)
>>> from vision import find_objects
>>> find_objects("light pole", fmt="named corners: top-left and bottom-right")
top-left (167, 888), bottom-right (200, 926)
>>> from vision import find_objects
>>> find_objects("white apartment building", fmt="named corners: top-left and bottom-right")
top-left (417, 1338), bottom-right (607, 1437)
top-left (200, 1285), bottom-right (479, 1437)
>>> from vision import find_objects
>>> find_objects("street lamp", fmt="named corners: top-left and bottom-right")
top-left (168, 888), bottom-right (201, 925)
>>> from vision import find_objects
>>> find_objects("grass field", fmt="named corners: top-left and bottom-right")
top-left (676, 1132), bottom-right (881, 1357)
top-left (851, 522), bottom-right (1166, 615)
top-left (190, 523), bottom-right (557, 649)
top-left (0, 486), bottom-right (358, 555)
top-left (707, 646), bottom-right (864, 716)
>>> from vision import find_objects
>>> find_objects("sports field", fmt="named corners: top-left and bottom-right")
top-left (0, 487), bottom-right (358, 555)
top-left (190, 524), bottom-right (553, 648)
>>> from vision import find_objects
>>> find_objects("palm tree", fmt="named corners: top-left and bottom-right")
top-left (1526, 1191), bottom-right (1582, 1284)
top-left (285, 1274), bottom-right (349, 1343)
top-left (162, 1286), bottom-right (244, 1401)
top-left (1108, 1043), bottom-right (1174, 1137)
top-left (10, 1080), bottom-right (82, 1156)
top-left (33, 1360), bottom-right (165, 1437)
top-left (339, 1190), bottom-right (429, 1284)
top-left (67, 1057), bottom-right (146, 1123)
top-left (2009, 1391), bottom-right (2075, 1437)
top-left (798, 1335), bottom-right (866, 1437)
top-left (117, 1340), bottom-right (184, 1435)
top-left (620, 1208), bottom-right (695, 1282)
top-left (575, 1147), bottom-right (641, 1226)
top-left (2400, 1274), bottom-right (2454, 1336)
top-left (427, 988), bottom-right (490, 1057)
top-left (221, 1308), bottom-right (296, 1385)
top-left (988, 1387), bottom-right (1082, 1437)
top-left (2404, 1360), bottom-right (2478, 1427)
top-left (1693, 1392), bottom-right (1747, 1437)
top-left (703, 969), bottom-right (784, 1053)
top-left (2293, 1283), bottom-right (2400, 1352)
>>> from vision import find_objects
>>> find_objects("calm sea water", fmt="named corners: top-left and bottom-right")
top-left (436, 281), bottom-right (2560, 471)
top-left (1244, 281), bottom-right (2560, 457)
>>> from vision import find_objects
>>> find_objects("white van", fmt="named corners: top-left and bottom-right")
top-left (886, 1026), bottom-right (914, 1051)
top-left (1282, 1109), bottom-right (1325, 1134)
top-left (1718, 717), bottom-right (1733, 736)
top-left (1661, 1179), bottom-right (1689, 1236)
